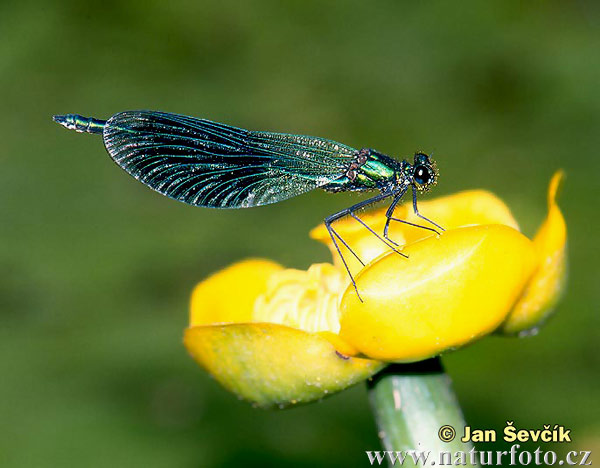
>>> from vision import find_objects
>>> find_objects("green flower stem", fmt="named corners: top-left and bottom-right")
top-left (368, 358), bottom-right (478, 466)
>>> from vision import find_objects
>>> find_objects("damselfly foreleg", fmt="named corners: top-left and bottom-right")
top-left (383, 189), bottom-right (407, 245)
top-left (412, 188), bottom-right (444, 232)
top-left (383, 188), bottom-right (443, 242)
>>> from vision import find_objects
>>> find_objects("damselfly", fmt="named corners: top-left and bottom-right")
top-left (53, 111), bottom-right (442, 300)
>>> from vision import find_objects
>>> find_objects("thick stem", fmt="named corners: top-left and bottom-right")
top-left (368, 358), bottom-right (478, 466)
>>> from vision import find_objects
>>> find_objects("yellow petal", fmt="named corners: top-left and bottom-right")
top-left (339, 225), bottom-right (537, 361)
top-left (189, 259), bottom-right (282, 326)
top-left (309, 190), bottom-right (519, 274)
top-left (501, 171), bottom-right (567, 335)
top-left (184, 323), bottom-right (383, 408)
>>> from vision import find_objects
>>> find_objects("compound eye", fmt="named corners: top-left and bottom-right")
top-left (414, 165), bottom-right (431, 185)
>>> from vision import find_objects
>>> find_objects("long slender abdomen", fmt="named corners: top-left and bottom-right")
top-left (53, 114), bottom-right (106, 134)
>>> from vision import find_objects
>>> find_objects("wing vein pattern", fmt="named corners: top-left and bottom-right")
top-left (102, 111), bottom-right (357, 208)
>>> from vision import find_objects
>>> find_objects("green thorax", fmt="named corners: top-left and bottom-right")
top-left (322, 150), bottom-right (403, 193)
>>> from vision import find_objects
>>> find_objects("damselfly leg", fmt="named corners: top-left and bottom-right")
top-left (412, 188), bottom-right (445, 232)
top-left (383, 187), bottom-right (444, 242)
top-left (325, 192), bottom-right (407, 301)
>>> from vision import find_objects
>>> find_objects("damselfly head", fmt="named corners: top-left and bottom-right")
top-left (411, 152), bottom-right (438, 192)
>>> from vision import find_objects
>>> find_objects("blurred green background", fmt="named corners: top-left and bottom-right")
top-left (1, 1), bottom-right (598, 466)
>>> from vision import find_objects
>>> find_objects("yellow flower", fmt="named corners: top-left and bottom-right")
top-left (184, 172), bottom-right (566, 408)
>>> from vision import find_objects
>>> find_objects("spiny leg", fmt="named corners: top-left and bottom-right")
top-left (387, 217), bottom-right (440, 236)
top-left (325, 192), bottom-right (399, 301)
top-left (348, 212), bottom-right (407, 257)
top-left (382, 187), bottom-right (437, 242)
top-left (383, 190), bottom-right (407, 245)
top-left (383, 187), bottom-right (443, 240)
top-left (324, 220), bottom-right (363, 301)
top-left (412, 187), bottom-right (445, 232)
top-left (331, 191), bottom-right (404, 258)
top-left (327, 222), bottom-right (365, 267)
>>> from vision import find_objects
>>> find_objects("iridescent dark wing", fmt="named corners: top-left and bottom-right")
top-left (102, 111), bottom-right (357, 208)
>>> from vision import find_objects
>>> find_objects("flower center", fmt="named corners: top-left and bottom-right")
top-left (252, 263), bottom-right (344, 334)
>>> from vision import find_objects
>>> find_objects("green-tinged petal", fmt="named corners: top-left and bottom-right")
top-left (184, 323), bottom-right (383, 408)
top-left (501, 171), bottom-right (567, 335)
